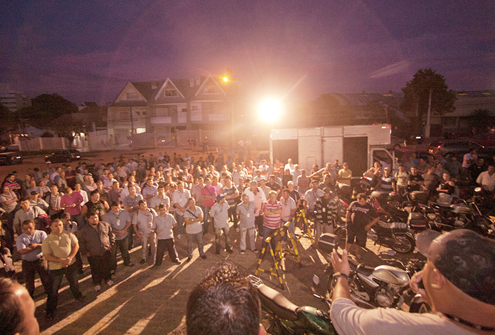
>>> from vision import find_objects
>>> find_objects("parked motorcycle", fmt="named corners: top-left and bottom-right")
top-left (367, 221), bottom-right (416, 254)
top-left (248, 275), bottom-right (336, 335)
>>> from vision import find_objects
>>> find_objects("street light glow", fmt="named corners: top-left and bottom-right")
top-left (258, 97), bottom-right (283, 123)
top-left (222, 76), bottom-right (229, 82)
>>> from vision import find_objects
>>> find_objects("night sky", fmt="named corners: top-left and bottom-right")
top-left (1, 0), bottom-right (494, 105)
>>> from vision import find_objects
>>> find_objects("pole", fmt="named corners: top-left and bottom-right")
top-left (130, 107), bottom-right (134, 147)
top-left (425, 89), bottom-right (432, 138)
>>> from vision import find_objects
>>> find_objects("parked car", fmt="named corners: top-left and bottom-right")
top-left (428, 140), bottom-right (495, 162)
top-left (471, 133), bottom-right (495, 147)
top-left (0, 152), bottom-right (23, 165)
top-left (45, 150), bottom-right (81, 163)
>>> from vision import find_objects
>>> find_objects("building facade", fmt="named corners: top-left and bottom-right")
top-left (0, 83), bottom-right (31, 112)
top-left (107, 75), bottom-right (232, 146)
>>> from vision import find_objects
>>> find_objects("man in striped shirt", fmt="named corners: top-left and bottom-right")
top-left (261, 190), bottom-right (282, 253)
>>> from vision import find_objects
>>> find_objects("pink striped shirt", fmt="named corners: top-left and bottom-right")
top-left (263, 201), bottom-right (282, 229)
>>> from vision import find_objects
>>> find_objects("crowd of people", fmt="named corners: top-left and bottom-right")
top-left (1, 145), bottom-right (495, 331)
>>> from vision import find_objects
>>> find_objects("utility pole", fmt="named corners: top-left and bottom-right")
top-left (130, 107), bottom-right (135, 147)
top-left (425, 89), bottom-right (432, 138)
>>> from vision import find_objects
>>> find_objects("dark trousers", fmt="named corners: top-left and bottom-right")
top-left (88, 251), bottom-right (112, 285)
top-left (46, 263), bottom-right (82, 313)
top-left (228, 205), bottom-right (238, 229)
top-left (127, 228), bottom-right (135, 250)
top-left (112, 236), bottom-right (131, 270)
top-left (255, 215), bottom-right (264, 236)
top-left (75, 250), bottom-right (83, 272)
top-left (203, 206), bottom-right (215, 233)
top-left (155, 238), bottom-right (178, 266)
top-left (22, 259), bottom-right (51, 297)
top-left (261, 226), bottom-right (278, 256)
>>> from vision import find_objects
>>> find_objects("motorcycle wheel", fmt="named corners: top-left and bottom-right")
top-left (390, 234), bottom-right (415, 254)
top-left (409, 301), bottom-right (431, 313)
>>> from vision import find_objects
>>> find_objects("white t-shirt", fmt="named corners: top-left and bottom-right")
top-left (152, 213), bottom-right (175, 240)
top-left (331, 298), bottom-right (474, 335)
top-left (183, 206), bottom-right (203, 235)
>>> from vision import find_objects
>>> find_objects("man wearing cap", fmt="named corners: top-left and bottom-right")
top-left (210, 195), bottom-right (232, 254)
top-left (28, 190), bottom-right (48, 212)
top-left (329, 229), bottom-right (495, 334)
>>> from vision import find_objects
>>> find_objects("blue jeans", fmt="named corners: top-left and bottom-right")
top-left (187, 232), bottom-right (205, 258)
top-left (202, 206), bottom-right (211, 233)
top-left (215, 227), bottom-right (231, 252)
top-left (46, 263), bottom-right (82, 313)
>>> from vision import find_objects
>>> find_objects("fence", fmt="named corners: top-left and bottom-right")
top-left (18, 137), bottom-right (70, 151)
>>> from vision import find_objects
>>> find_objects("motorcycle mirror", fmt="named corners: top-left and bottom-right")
top-left (313, 274), bottom-right (320, 286)
top-left (387, 250), bottom-right (396, 256)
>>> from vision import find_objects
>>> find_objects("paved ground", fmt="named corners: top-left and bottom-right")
top-left (18, 225), bottom-right (422, 335)
top-left (1, 146), bottom-right (424, 334)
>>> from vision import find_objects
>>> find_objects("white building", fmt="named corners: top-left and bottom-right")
top-left (0, 83), bottom-right (31, 112)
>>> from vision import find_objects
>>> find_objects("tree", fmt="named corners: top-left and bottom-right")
top-left (467, 109), bottom-right (494, 134)
top-left (400, 69), bottom-right (456, 133)
top-left (19, 93), bottom-right (78, 121)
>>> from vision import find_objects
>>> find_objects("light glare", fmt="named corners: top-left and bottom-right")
top-left (258, 97), bottom-right (283, 123)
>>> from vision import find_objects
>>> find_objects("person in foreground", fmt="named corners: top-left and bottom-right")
top-left (0, 277), bottom-right (39, 335)
top-left (330, 229), bottom-right (495, 335)
top-left (186, 262), bottom-right (266, 335)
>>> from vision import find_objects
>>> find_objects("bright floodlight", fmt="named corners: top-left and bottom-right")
top-left (258, 97), bottom-right (283, 123)
top-left (222, 76), bottom-right (229, 82)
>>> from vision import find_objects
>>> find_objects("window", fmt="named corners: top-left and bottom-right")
top-left (192, 106), bottom-right (198, 110)
top-left (141, 111), bottom-right (146, 117)
top-left (165, 89), bottom-right (178, 97)
top-left (204, 86), bottom-right (219, 94)
top-left (181, 108), bottom-right (187, 113)
top-left (126, 92), bottom-right (139, 100)
top-left (156, 108), bottom-right (169, 117)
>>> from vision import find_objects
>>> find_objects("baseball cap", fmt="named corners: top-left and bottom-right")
top-left (417, 229), bottom-right (495, 305)
top-left (216, 194), bottom-right (225, 202)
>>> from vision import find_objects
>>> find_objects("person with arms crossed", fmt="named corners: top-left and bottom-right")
top-left (183, 198), bottom-right (207, 262)
top-left (103, 202), bottom-right (134, 269)
top-left (15, 220), bottom-right (51, 299)
top-left (42, 219), bottom-right (86, 319)
top-left (236, 193), bottom-right (258, 254)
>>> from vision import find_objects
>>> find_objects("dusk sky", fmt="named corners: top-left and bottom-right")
top-left (1, 0), bottom-right (494, 105)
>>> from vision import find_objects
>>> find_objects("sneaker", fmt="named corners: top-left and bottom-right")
top-left (76, 295), bottom-right (87, 302)
top-left (177, 234), bottom-right (182, 240)
top-left (172, 259), bottom-right (181, 264)
top-left (140, 259), bottom-right (146, 264)
top-left (200, 255), bottom-right (207, 260)
top-left (186, 257), bottom-right (192, 262)
top-left (253, 249), bottom-right (259, 253)
top-left (240, 250), bottom-right (245, 254)
top-left (94, 285), bottom-right (101, 292)
top-left (226, 248), bottom-right (233, 254)
top-left (106, 280), bottom-right (114, 286)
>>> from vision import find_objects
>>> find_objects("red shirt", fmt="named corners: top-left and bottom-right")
top-left (201, 185), bottom-right (216, 208)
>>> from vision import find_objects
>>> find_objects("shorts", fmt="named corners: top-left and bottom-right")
top-left (347, 224), bottom-right (367, 247)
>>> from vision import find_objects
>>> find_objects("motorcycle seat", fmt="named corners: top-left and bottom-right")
top-left (356, 263), bottom-right (374, 276)
top-left (257, 283), bottom-right (299, 321)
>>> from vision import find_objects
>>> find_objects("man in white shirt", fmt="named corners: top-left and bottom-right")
top-left (183, 198), bottom-right (207, 261)
top-left (476, 164), bottom-right (495, 192)
top-left (152, 203), bottom-right (180, 266)
top-left (171, 181), bottom-right (191, 239)
top-left (210, 195), bottom-right (232, 254)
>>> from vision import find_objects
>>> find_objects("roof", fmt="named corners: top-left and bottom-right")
top-left (131, 81), bottom-right (162, 100)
